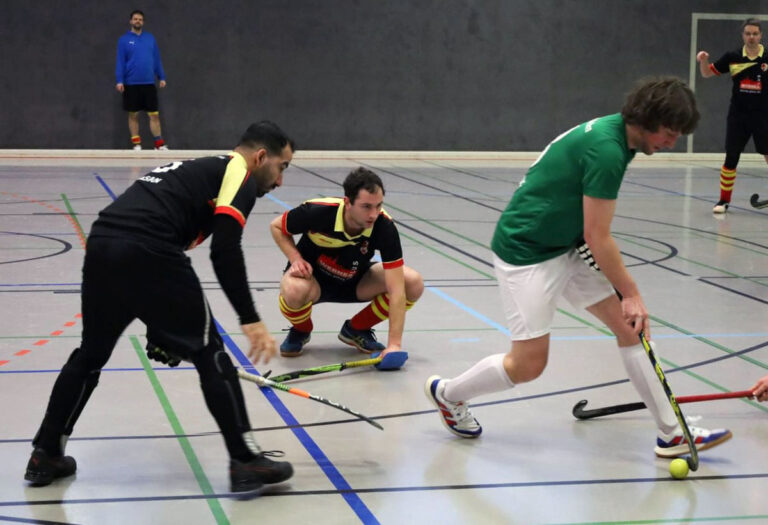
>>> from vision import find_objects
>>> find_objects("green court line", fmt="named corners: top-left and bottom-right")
top-left (550, 514), bottom-right (768, 525)
top-left (689, 229), bottom-right (768, 258)
top-left (129, 336), bottom-right (229, 525)
top-left (386, 164), bottom-right (506, 203)
top-left (614, 233), bottom-right (768, 289)
top-left (652, 316), bottom-right (768, 371)
top-left (60, 193), bottom-right (87, 246)
top-left (398, 230), bottom-right (496, 278)
top-left (386, 202), bottom-right (491, 250)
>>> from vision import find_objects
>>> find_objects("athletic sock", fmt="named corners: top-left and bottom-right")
top-left (279, 295), bottom-right (313, 333)
top-left (618, 342), bottom-right (678, 435)
top-left (153, 136), bottom-right (165, 148)
top-left (131, 135), bottom-right (141, 146)
top-left (719, 166), bottom-right (736, 203)
top-left (349, 293), bottom-right (416, 330)
top-left (442, 353), bottom-right (514, 402)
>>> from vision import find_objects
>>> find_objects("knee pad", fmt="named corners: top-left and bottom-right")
top-left (192, 344), bottom-right (236, 383)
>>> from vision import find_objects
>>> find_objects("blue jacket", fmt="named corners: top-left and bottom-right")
top-left (115, 31), bottom-right (166, 85)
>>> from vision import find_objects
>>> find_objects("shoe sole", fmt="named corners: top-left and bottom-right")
top-left (423, 375), bottom-right (481, 439)
top-left (230, 484), bottom-right (265, 499)
top-left (24, 469), bottom-right (76, 486)
top-left (338, 333), bottom-right (383, 354)
top-left (654, 430), bottom-right (733, 458)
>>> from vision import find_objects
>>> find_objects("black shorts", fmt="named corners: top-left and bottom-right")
top-left (81, 236), bottom-right (218, 362)
top-left (283, 260), bottom-right (373, 304)
top-left (122, 84), bottom-right (159, 112)
top-left (725, 106), bottom-right (768, 155)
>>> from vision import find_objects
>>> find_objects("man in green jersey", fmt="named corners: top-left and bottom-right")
top-left (425, 77), bottom-right (732, 458)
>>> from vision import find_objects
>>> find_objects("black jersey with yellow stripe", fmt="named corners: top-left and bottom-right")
top-left (712, 45), bottom-right (768, 110)
top-left (91, 153), bottom-right (258, 249)
top-left (281, 197), bottom-right (404, 283)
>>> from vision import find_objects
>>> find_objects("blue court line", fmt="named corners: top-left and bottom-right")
top-left (94, 173), bottom-right (117, 201)
top-left (264, 192), bottom-right (292, 210)
top-left (427, 286), bottom-right (510, 335)
top-left (215, 320), bottom-right (379, 525)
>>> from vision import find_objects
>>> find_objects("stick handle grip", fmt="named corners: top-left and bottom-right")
top-left (678, 390), bottom-right (754, 403)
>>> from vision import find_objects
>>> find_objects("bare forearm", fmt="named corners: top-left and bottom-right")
top-left (699, 60), bottom-right (715, 78)
top-left (386, 291), bottom-right (406, 349)
top-left (583, 232), bottom-right (639, 299)
top-left (269, 220), bottom-right (301, 262)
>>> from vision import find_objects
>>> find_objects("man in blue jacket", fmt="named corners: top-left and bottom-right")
top-left (115, 10), bottom-right (169, 150)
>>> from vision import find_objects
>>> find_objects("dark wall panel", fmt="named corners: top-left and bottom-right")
top-left (3, 1), bottom-right (768, 150)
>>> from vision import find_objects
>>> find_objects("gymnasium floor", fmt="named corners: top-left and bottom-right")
top-left (1, 150), bottom-right (767, 524)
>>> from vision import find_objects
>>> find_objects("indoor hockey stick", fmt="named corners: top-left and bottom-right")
top-left (750, 193), bottom-right (768, 209)
top-left (639, 331), bottom-right (698, 471)
top-left (237, 369), bottom-right (383, 430)
top-left (263, 351), bottom-right (408, 383)
top-left (573, 389), bottom-right (754, 420)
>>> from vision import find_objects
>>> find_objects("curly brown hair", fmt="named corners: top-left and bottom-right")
top-left (621, 77), bottom-right (699, 134)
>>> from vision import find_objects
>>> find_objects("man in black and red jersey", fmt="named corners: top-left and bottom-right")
top-left (25, 121), bottom-right (295, 496)
top-left (697, 18), bottom-right (768, 213)
top-left (270, 167), bottom-right (424, 358)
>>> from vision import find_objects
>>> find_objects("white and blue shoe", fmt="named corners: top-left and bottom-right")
top-left (424, 375), bottom-right (482, 438)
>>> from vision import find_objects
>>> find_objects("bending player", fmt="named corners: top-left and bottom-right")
top-left (270, 167), bottom-right (423, 358)
top-left (425, 77), bottom-right (733, 459)
top-left (25, 122), bottom-right (295, 495)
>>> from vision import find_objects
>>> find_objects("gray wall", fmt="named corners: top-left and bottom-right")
top-left (3, 1), bottom-right (768, 151)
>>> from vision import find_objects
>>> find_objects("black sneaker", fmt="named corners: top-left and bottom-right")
top-left (24, 448), bottom-right (77, 486)
top-left (280, 328), bottom-right (311, 357)
top-left (338, 320), bottom-right (385, 353)
top-left (230, 452), bottom-right (293, 493)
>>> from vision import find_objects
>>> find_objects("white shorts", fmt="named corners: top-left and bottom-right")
top-left (493, 251), bottom-right (614, 340)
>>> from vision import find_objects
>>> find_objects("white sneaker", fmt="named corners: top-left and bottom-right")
top-left (655, 424), bottom-right (732, 458)
top-left (155, 145), bottom-right (169, 151)
top-left (712, 200), bottom-right (729, 214)
top-left (132, 144), bottom-right (142, 151)
top-left (424, 375), bottom-right (482, 438)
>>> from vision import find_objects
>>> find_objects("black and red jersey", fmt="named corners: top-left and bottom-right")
top-left (711, 44), bottom-right (768, 110)
top-left (281, 197), bottom-right (404, 283)
top-left (91, 153), bottom-right (258, 250)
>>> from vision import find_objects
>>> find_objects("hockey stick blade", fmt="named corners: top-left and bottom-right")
top-left (750, 193), bottom-right (768, 209)
top-left (573, 389), bottom-right (754, 420)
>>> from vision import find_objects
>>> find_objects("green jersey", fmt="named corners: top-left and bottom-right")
top-left (491, 113), bottom-right (635, 265)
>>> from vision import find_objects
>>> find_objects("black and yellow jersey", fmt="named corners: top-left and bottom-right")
top-left (90, 152), bottom-right (263, 323)
top-left (280, 197), bottom-right (404, 283)
top-left (711, 44), bottom-right (768, 110)
top-left (92, 152), bottom-right (257, 250)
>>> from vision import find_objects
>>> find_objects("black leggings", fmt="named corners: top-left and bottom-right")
top-left (34, 236), bottom-right (256, 459)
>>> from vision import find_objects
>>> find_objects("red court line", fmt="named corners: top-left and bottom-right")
top-left (33, 340), bottom-right (49, 346)
top-left (51, 330), bottom-right (63, 336)
top-left (0, 361), bottom-right (9, 367)
top-left (15, 350), bottom-right (31, 356)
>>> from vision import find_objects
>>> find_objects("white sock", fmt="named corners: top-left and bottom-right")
top-left (443, 353), bottom-right (515, 402)
top-left (619, 342), bottom-right (678, 435)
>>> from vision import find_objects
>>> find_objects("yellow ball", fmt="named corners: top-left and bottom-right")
top-left (669, 458), bottom-right (689, 479)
